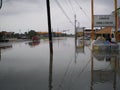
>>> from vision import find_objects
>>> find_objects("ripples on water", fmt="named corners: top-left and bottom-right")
top-left (0, 37), bottom-right (120, 90)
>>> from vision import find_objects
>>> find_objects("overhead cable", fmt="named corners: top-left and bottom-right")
top-left (73, 0), bottom-right (90, 21)
top-left (67, 58), bottom-right (91, 90)
top-left (55, 0), bottom-right (74, 26)
top-left (68, 0), bottom-right (76, 15)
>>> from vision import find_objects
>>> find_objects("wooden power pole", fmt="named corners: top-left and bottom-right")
top-left (74, 14), bottom-right (77, 44)
top-left (0, 0), bottom-right (2, 10)
top-left (91, 0), bottom-right (94, 40)
top-left (46, 0), bottom-right (53, 54)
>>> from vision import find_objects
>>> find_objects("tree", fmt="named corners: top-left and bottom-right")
top-left (14, 33), bottom-right (20, 38)
top-left (0, 32), bottom-right (3, 40)
top-left (28, 30), bottom-right (37, 39)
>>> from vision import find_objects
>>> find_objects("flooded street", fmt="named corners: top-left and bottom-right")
top-left (0, 37), bottom-right (120, 90)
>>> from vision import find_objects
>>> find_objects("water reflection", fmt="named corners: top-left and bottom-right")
top-left (91, 50), bottom-right (120, 90)
top-left (0, 45), bottom-right (12, 49)
top-left (0, 45), bottom-right (12, 60)
top-left (76, 39), bottom-right (85, 54)
top-left (75, 39), bottom-right (85, 63)
top-left (28, 41), bottom-right (40, 47)
top-left (49, 52), bottom-right (53, 90)
top-left (0, 48), bottom-right (1, 60)
top-left (0, 38), bottom-right (120, 90)
top-left (76, 39), bottom-right (91, 53)
top-left (93, 50), bottom-right (119, 61)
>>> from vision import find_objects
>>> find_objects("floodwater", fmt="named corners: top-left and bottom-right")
top-left (0, 37), bottom-right (120, 90)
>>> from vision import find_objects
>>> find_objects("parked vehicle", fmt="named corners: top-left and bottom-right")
top-left (31, 36), bottom-right (40, 42)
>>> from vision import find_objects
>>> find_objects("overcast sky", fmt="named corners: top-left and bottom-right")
top-left (0, 0), bottom-right (120, 33)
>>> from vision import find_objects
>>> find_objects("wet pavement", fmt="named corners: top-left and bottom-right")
top-left (0, 37), bottom-right (120, 90)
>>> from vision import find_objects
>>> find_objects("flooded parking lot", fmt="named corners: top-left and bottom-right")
top-left (0, 37), bottom-right (120, 90)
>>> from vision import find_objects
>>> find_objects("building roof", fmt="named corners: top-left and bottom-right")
top-left (37, 32), bottom-right (63, 35)
top-left (54, 32), bottom-right (63, 34)
top-left (0, 31), bottom-right (14, 35)
top-left (95, 27), bottom-right (112, 34)
top-left (37, 32), bottom-right (48, 35)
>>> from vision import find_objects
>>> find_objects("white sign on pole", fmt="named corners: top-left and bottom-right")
top-left (94, 15), bottom-right (115, 27)
top-left (76, 27), bottom-right (84, 32)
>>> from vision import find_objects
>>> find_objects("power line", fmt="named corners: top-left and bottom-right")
top-left (55, 55), bottom-right (75, 90)
top-left (54, 0), bottom-right (74, 26)
top-left (68, 0), bottom-right (76, 15)
top-left (58, 0), bottom-right (74, 19)
top-left (54, 53), bottom-right (76, 90)
top-left (67, 57), bottom-right (91, 90)
top-left (73, 0), bottom-right (90, 21)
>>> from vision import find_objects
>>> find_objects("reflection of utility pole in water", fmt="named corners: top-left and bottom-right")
top-left (46, 0), bottom-right (53, 54)
top-left (74, 46), bottom-right (77, 64)
top-left (0, 48), bottom-right (1, 60)
top-left (75, 27), bottom-right (85, 63)
top-left (49, 53), bottom-right (53, 90)
top-left (113, 56), bottom-right (117, 90)
top-left (90, 52), bottom-right (117, 90)
top-left (90, 51), bottom-right (93, 90)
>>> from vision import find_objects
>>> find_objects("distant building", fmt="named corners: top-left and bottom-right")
top-left (93, 8), bottom-right (120, 41)
top-left (0, 31), bottom-right (14, 39)
top-left (84, 29), bottom-right (92, 37)
top-left (95, 27), bottom-right (114, 41)
top-left (37, 31), bottom-right (66, 37)
top-left (0, 31), bottom-right (14, 35)
top-left (37, 32), bottom-right (49, 37)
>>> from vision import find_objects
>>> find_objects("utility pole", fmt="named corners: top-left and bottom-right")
top-left (0, 0), bottom-right (2, 10)
top-left (46, 0), bottom-right (53, 54)
top-left (74, 14), bottom-right (77, 64)
top-left (49, 53), bottom-right (53, 90)
top-left (91, 0), bottom-right (94, 40)
top-left (114, 0), bottom-right (118, 42)
top-left (74, 14), bottom-right (77, 43)
top-left (46, 1), bottom-right (53, 89)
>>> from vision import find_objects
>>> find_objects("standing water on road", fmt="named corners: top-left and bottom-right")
top-left (0, 37), bottom-right (120, 90)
